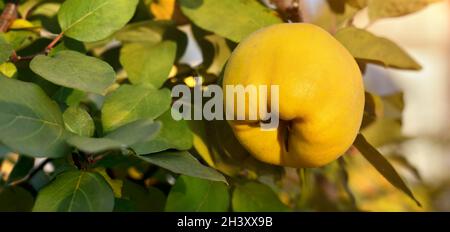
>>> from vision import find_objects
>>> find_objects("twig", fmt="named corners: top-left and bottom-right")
top-left (271, 0), bottom-right (303, 23)
top-left (9, 158), bottom-right (52, 186)
top-left (11, 32), bottom-right (64, 62)
top-left (0, 0), bottom-right (19, 33)
top-left (45, 32), bottom-right (64, 54)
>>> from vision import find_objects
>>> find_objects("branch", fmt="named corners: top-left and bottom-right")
top-left (9, 158), bottom-right (52, 186)
top-left (0, 0), bottom-right (19, 33)
top-left (271, 0), bottom-right (303, 23)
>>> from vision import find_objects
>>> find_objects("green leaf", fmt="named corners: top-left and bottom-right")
top-left (179, 0), bottom-right (282, 42)
top-left (7, 156), bottom-right (35, 184)
top-left (67, 119), bottom-right (161, 154)
top-left (165, 175), bottom-right (229, 212)
top-left (368, 0), bottom-right (441, 21)
top-left (138, 151), bottom-right (227, 183)
top-left (58, 0), bottom-right (139, 42)
top-left (353, 134), bottom-right (421, 206)
top-left (3, 30), bottom-right (38, 50)
top-left (0, 76), bottom-right (70, 158)
top-left (18, 0), bottom-right (47, 19)
top-left (132, 110), bottom-right (193, 154)
top-left (119, 180), bottom-right (166, 212)
top-left (0, 186), bottom-right (35, 212)
top-left (232, 182), bottom-right (290, 212)
top-left (63, 106), bottom-right (95, 137)
top-left (115, 20), bottom-right (174, 44)
top-left (49, 37), bottom-right (87, 56)
top-left (30, 50), bottom-right (116, 94)
top-left (101, 84), bottom-right (171, 132)
top-left (0, 35), bottom-right (13, 64)
top-left (0, 145), bottom-right (12, 158)
top-left (52, 88), bottom-right (87, 107)
top-left (335, 27), bottom-right (421, 70)
top-left (120, 41), bottom-right (176, 88)
top-left (33, 170), bottom-right (115, 212)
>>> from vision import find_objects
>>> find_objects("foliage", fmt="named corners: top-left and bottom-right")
top-left (0, 0), bottom-right (440, 212)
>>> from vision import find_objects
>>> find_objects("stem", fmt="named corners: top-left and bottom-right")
top-left (11, 32), bottom-right (64, 63)
top-left (45, 32), bottom-right (64, 54)
top-left (271, 0), bottom-right (304, 23)
top-left (9, 158), bottom-right (52, 186)
top-left (0, 0), bottom-right (19, 33)
top-left (338, 157), bottom-right (357, 209)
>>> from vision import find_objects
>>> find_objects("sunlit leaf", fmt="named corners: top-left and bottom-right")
top-left (63, 106), bottom-right (95, 137)
top-left (335, 27), bottom-right (421, 70)
top-left (0, 62), bottom-right (17, 78)
top-left (102, 84), bottom-right (171, 132)
top-left (132, 110), bottom-right (193, 154)
top-left (353, 134), bottom-right (421, 206)
top-left (179, 0), bottom-right (282, 42)
top-left (362, 118), bottom-right (406, 147)
top-left (58, 0), bottom-right (139, 42)
top-left (368, 0), bottom-right (441, 21)
top-left (120, 41), bottom-right (176, 88)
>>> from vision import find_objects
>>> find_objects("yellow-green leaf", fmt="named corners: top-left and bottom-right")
top-left (0, 62), bottom-right (17, 78)
top-left (368, 0), bottom-right (441, 21)
top-left (335, 27), bottom-right (422, 70)
top-left (179, 0), bottom-right (282, 42)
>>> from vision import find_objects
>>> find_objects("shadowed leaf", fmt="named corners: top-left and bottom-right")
top-left (0, 76), bottom-right (70, 158)
top-left (67, 119), bottom-right (161, 154)
top-left (33, 170), bottom-right (115, 212)
top-left (232, 181), bottom-right (290, 212)
top-left (30, 51), bottom-right (116, 94)
top-left (165, 175), bottom-right (229, 212)
top-left (138, 151), bottom-right (227, 183)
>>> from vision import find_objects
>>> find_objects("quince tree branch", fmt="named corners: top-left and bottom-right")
top-left (0, 0), bottom-right (19, 32)
top-left (271, 0), bottom-right (304, 23)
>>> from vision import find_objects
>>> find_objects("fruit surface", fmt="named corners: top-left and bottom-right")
top-left (223, 23), bottom-right (365, 168)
